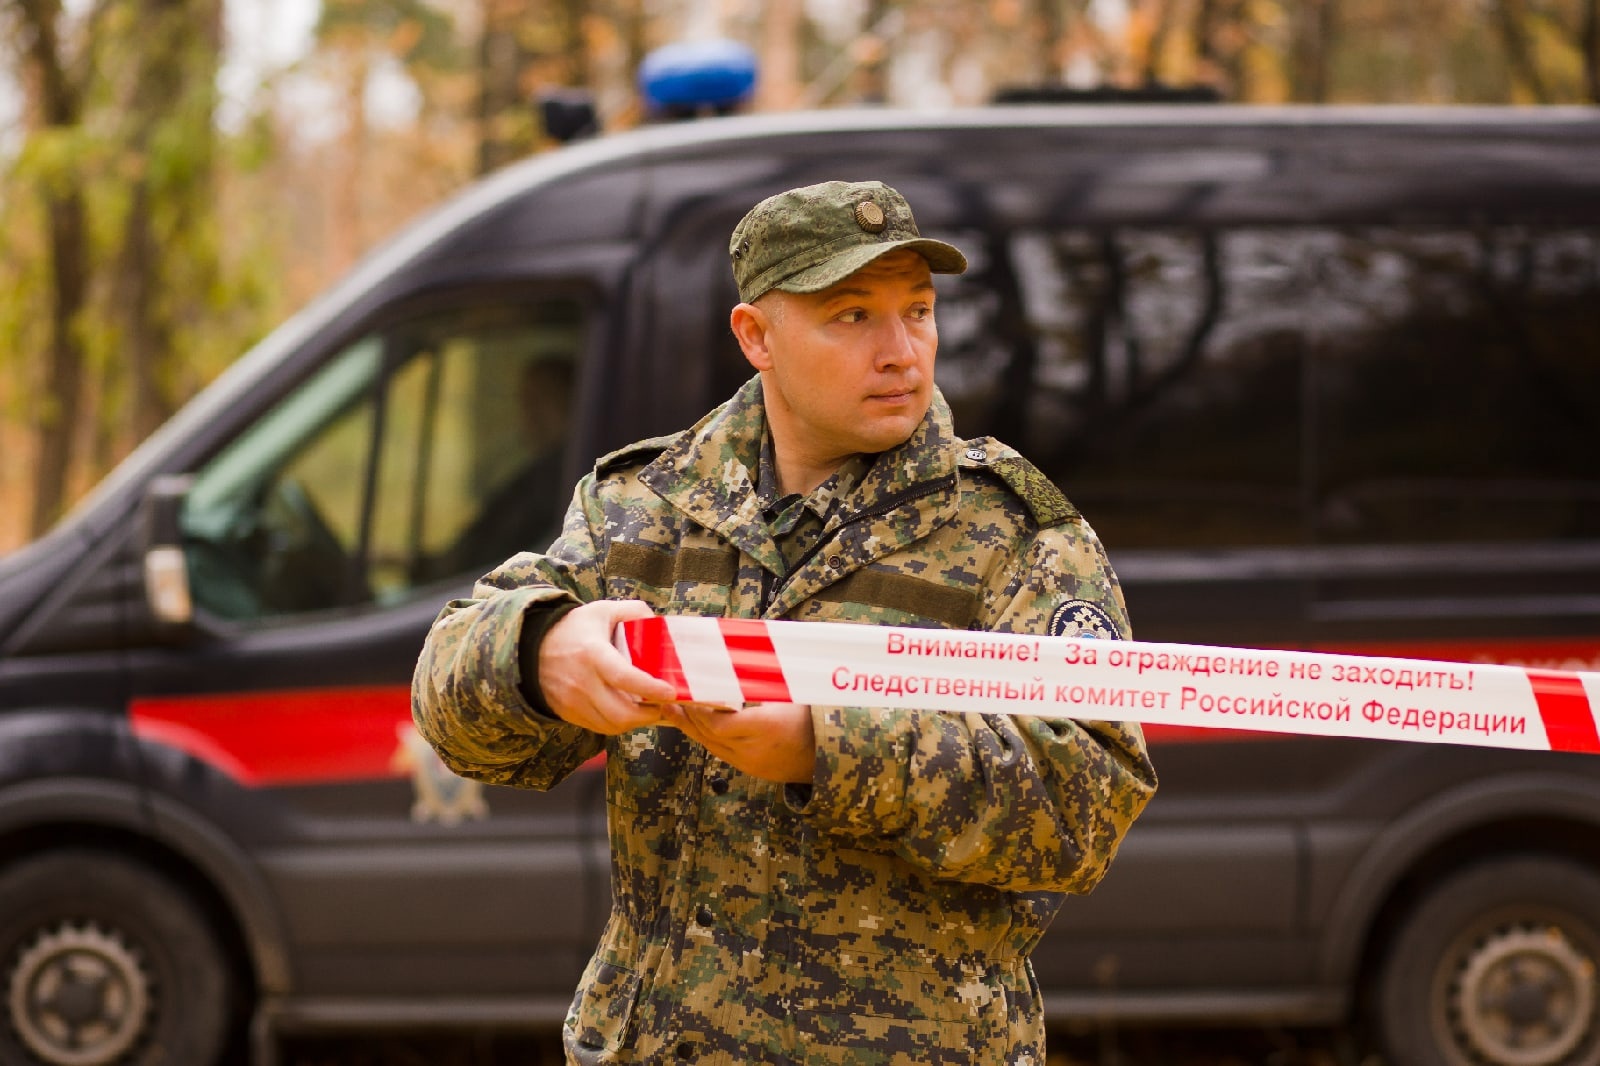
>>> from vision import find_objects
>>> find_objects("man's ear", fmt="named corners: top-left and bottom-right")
top-left (730, 301), bottom-right (774, 372)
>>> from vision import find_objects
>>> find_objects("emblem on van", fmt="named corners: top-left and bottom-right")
top-left (854, 201), bottom-right (886, 232)
top-left (392, 723), bottom-right (488, 826)
top-left (1049, 599), bottom-right (1119, 639)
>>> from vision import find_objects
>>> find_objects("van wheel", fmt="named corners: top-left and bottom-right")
top-left (0, 850), bottom-right (234, 1066)
top-left (1374, 855), bottom-right (1600, 1066)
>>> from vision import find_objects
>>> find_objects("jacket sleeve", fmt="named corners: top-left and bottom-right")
top-left (789, 518), bottom-right (1157, 894)
top-left (410, 477), bottom-right (610, 790)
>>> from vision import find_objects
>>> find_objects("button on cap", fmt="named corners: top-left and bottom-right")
top-left (854, 200), bottom-right (886, 232)
top-left (696, 906), bottom-right (713, 927)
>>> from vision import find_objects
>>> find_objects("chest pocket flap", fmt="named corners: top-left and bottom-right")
top-left (812, 569), bottom-right (979, 631)
top-left (605, 542), bottom-right (738, 587)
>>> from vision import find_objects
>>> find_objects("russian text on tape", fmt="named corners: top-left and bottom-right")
top-left (617, 617), bottom-right (1600, 756)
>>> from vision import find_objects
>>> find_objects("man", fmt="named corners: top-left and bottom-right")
top-left (412, 180), bottom-right (1156, 1064)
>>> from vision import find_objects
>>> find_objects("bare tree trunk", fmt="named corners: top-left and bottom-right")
top-left (856, 0), bottom-right (893, 103)
top-left (1289, 0), bottom-right (1336, 102)
top-left (1143, 0), bottom-right (1176, 86)
top-left (333, 49), bottom-right (371, 270)
top-left (1494, 0), bottom-right (1551, 103)
top-left (557, 0), bottom-right (587, 87)
top-left (757, 0), bottom-right (804, 110)
top-left (1584, 0), bottom-right (1599, 103)
top-left (90, 0), bottom-right (220, 474)
top-left (120, 179), bottom-right (171, 448)
top-left (16, 0), bottom-right (92, 536)
top-left (34, 192), bottom-right (90, 537)
top-left (118, 0), bottom-right (213, 450)
top-left (1214, 0), bottom-right (1253, 100)
top-left (477, 0), bottom-right (542, 174)
top-left (477, 0), bottom-right (513, 174)
top-left (1039, 0), bottom-right (1068, 80)
top-left (621, 0), bottom-right (647, 101)
top-left (1194, 0), bottom-right (1221, 86)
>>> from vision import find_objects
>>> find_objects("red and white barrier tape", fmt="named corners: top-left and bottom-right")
top-left (617, 617), bottom-right (1600, 755)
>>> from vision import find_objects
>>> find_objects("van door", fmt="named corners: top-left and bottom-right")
top-left (127, 290), bottom-right (607, 1013)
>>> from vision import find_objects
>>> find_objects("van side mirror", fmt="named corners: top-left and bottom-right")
top-left (142, 475), bottom-right (194, 626)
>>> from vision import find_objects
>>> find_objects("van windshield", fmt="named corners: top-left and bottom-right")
top-left (178, 299), bottom-right (584, 621)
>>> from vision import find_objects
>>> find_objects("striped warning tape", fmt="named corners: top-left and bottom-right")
top-left (617, 617), bottom-right (1600, 755)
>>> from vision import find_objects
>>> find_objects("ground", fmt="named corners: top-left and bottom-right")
top-left (280, 1025), bottom-right (1374, 1065)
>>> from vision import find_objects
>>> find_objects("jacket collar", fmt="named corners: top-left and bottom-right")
top-left (638, 375), bottom-right (962, 588)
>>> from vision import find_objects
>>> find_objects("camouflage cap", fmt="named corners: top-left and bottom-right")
top-left (729, 180), bottom-right (968, 304)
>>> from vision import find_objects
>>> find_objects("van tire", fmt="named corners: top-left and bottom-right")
top-left (0, 849), bottom-right (234, 1066)
top-left (1373, 855), bottom-right (1600, 1066)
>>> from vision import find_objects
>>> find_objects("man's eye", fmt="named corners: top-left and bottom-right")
top-left (837, 310), bottom-right (867, 324)
top-left (909, 305), bottom-right (933, 321)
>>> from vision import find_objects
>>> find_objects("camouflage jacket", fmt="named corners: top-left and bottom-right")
top-left (412, 376), bottom-right (1156, 1065)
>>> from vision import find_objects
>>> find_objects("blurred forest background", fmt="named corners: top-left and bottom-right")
top-left (2, 0), bottom-right (1597, 552)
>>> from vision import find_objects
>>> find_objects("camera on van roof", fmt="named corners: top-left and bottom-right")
top-left (537, 88), bottom-right (599, 144)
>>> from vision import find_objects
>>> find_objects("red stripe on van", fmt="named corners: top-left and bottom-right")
top-left (131, 687), bottom-right (415, 786)
top-left (133, 686), bottom-right (610, 786)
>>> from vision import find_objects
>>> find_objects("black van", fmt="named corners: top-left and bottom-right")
top-left (1, 106), bottom-right (1598, 1066)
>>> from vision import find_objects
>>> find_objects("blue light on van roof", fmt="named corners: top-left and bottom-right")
top-left (639, 39), bottom-right (758, 112)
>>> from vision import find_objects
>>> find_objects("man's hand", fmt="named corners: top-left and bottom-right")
top-left (541, 602), bottom-right (816, 782)
top-left (680, 702), bottom-right (816, 784)
top-left (538, 600), bottom-right (681, 734)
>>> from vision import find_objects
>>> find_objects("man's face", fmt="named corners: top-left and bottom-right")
top-left (741, 250), bottom-right (937, 465)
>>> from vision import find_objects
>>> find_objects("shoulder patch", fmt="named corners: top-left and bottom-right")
top-left (1049, 599), bottom-right (1121, 639)
top-left (969, 446), bottom-right (1079, 528)
top-left (593, 432), bottom-right (685, 478)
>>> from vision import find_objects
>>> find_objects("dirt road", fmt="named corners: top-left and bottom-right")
top-left (281, 1025), bottom-right (1367, 1065)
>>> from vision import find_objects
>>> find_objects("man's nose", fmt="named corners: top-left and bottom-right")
top-left (873, 316), bottom-right (918, 370)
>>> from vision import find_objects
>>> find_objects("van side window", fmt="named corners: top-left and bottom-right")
top-left (180, 299), bottom-right (583, 621)
top-left (1312, 226), bottom-right (1600, 544)
top-left (935, 222), bottom-right (1600, 550)
top-left (933, 227), bottom-right (1306, 550)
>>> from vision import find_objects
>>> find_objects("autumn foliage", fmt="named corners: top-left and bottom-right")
top-left (2, 0), bottom-right (1597, 551)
